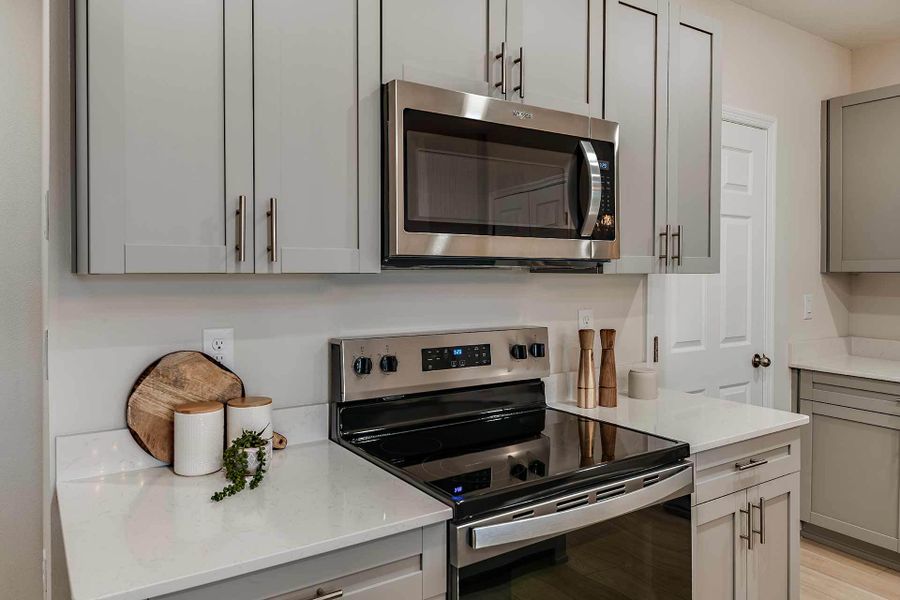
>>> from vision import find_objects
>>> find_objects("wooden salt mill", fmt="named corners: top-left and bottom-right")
top-left (599, 329), bottom-right (617, 408)
top-left (576, 329), bottom-right (597, 409)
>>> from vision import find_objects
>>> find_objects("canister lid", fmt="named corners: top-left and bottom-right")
top-left (227, 396), bottom-right (273, 408)
top-left (175, 401), bottom-right (224, 414)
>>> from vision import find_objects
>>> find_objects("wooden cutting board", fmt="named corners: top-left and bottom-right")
top-left (127, 351), bottom-right (244, 464)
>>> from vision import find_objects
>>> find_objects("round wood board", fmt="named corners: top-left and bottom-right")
top-left (126, 351), bottom-right (244, 464)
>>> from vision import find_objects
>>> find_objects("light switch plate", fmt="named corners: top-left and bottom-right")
top-left (578, 309), bottom-right (594, 330)
top-left (203, 328), bottom-right (234, 370)
top-left (802, 294), bottom-right (813, 321)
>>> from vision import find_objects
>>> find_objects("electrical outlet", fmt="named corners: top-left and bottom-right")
top-left (802, 294), bottom-right (813, 321)
top-left (203, 328), bottom-right (234, 370)
top-left (578, 309), bottom-right (594, 331)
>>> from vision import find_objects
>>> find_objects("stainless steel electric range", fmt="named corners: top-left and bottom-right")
top-left (329, 327), bottom-right (693, 599)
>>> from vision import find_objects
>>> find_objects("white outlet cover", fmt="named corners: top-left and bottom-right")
top-left (578, 309), bottom-right (594, 331)
top-left (802, 294), bottom-right (813, 321)
top-left (203, 328), bottom-right (235, 371)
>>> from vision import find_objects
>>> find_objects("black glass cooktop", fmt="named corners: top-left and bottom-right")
top-left (346, 399), bottom-right (688, 519)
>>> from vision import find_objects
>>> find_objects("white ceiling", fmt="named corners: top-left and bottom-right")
top-left (732, 0), bottom-right (900, 49)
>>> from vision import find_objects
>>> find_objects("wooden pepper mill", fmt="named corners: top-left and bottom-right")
top-left (599, 329), bottom-right (617, 408)
top-left (576, 329), bottom-right (598, 409)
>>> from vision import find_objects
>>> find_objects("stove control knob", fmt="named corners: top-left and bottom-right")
top-left (529, 343), bottom-right (546, 358)
top-left (510, 344), bottom-right (528, 360)
top-left (379, 354), bottom-right (399, 373)
top-left (528, 460), bottom-right (547, 477)
top-left (510, 463), bottom-right (528, 482)
top-left (353, 356), bottom-right (373, 376)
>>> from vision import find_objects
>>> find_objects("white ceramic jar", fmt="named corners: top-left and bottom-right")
top-left (173, 401), bottom-right (225, 476)
top-left (226, 396), bottom-right (274, 463)
top-left (628, 368), bottom-right (659, 400)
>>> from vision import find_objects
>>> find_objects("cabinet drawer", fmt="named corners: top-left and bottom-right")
top-left (800, 370), bottom-right (900, 416)
top-left (267, 560), bottom-right (423, 600)
top-left (693, 429), bottom-right (800, 506)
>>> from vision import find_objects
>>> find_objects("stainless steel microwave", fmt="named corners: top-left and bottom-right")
top-left (383, 80), bottom-right (619, 268)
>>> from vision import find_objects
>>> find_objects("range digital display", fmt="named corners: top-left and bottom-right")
top-left (422, 344), bottom-right (491, 371)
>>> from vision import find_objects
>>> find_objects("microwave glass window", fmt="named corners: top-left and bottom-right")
top-left (403, 110), bottom-right (614, 241)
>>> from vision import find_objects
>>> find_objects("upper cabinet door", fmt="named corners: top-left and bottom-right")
top-left (505, 0), bottom-right (593, 115)
top-left (78, 0), bottom-right (251, 274)
top-left (603, 0), bottom-right (669, 274)
top-left (254, 0), bottom-right (378, 274)
top-left (667, 4), bottom-right (722, 274)
top-left (382, 0), bottom-right (506, 97)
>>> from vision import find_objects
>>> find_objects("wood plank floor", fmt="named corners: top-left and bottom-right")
top-left (801, 538), bottom-right (900, 599)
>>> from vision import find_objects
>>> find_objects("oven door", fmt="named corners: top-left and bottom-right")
top-left (384, 80), bottom-right (619, 266)
top-left (450, 463), bottom-right (693, 599)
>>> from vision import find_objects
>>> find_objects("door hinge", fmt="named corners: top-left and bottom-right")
top-left (653, 336), bottom-right (659, 363)
top-left (43, 329), bottom-right (49, 381)
top-left (43, 189), bottom-right (50, 241)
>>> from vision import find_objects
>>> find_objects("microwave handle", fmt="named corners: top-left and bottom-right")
top-left (578, 140), bottom-right (604, 238)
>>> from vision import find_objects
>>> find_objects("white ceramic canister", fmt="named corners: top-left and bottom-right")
top-left (628, 368), bottom-right (659, 400)
top-left (226, 396), bottom-right (274, 462)
top-left (173, 401), bottom-right (225, 476)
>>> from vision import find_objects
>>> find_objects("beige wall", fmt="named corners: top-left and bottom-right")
top-left (851, 38), bottom-right (900, 92)
top-left (683, 0), bottom-right (852, 409)
top-left (1, 0), bottom-right (44, 598)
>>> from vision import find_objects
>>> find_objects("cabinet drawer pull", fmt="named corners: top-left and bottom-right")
top-left (267, 197), bottom-right (278, 263)
top-left (312, 589), bottom-right (342, 600)
top-left (236, 195), bottom-right (247, 263)
top-left (735, 458), bottom-right (768, 471)
top-left (739, 501), bottom-right (753, 550)
top-left (513, 46), bottom-right (524, 99)
top-left (495, 42), bottom-right (506, 95)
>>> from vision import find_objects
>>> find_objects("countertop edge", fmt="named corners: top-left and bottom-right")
top-left (65, 502), bottom-right (452, 600)
top-left (685, 416), bottom-right (809, 454)
top-left (789, 361), bottom-right (900, 384)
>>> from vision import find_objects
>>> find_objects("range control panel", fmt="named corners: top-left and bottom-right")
top-left (422, 344), bottom-right (492, 371)
top-left (331, 327), bottom-right (550, 403)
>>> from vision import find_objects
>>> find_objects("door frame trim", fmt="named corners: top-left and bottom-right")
top-left (722, 107), bottom-right (777, 408)
top-left (646, 107), bottom-right (777, 407)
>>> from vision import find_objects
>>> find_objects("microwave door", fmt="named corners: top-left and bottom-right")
top-left (578, 140), bottom-right (604, 238)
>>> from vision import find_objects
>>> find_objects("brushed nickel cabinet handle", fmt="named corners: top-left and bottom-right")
top-left (740, 501), bottom-right (753, 550)
top-left (236, 195), bottom-right (246, 263)
top-left (659, 225), bottom-right (670, 267)
top-left (495, 42), bottom-right (506, 95)
top-left (513, 46), bottom-right (524, 99)
top-left (313, 589), bottom-right (343, 600)
top-left (267, 197), bottom-right (278, 263)
top-left (735, 458), bottom-right (768, 471)
top-left (753, 498), bottom-right (766, 544)
top-left (671, 224), bottom-right (682, 266)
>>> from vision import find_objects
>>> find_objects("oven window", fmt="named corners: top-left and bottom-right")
top-left (403, 109), bottom-right (614, 241)
top-left (457, 497), bottom-right (691, 599)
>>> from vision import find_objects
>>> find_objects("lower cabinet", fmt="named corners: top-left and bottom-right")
top-left (156, 525), bottom-right (446, 600)
top-left (693, 473), bottom-right (800, 600)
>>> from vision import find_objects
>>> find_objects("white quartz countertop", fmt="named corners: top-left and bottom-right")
top-left (57, 440), bottom-right (452, 600)
top-left (789, 336), bottom-right (900, 383)
top-left (548, 388), bottom-right (808, 454)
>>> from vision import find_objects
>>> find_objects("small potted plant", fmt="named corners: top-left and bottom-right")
top-left (211, 428), bottom-right (269, 502)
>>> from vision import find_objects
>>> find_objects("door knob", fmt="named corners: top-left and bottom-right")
top-left (752, 353), bottom-right (772, 368)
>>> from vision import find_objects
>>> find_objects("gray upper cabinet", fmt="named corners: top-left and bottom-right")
top-left (823, 84), bottom-right (900, 272)
top-left (605, 0), bottom-right (721, 274)
top-left (76, 0), bottom-right (252, 274)
top-left (254, 0), bottom-right (379, 274)
top-left (76, 0), bottom-right (379, 275)
top-left (381, 0), bottom-right (506, 97)
top-left (667, 4), bottom-right (722, 274)
top-left (504, 0), bottom-right (595, 115)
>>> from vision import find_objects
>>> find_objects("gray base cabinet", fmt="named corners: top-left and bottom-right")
top-left (691, 430), bottom-right (802, 599)
top-left (797, 370), bottom-right (900, 553)
top-left (156, 525), bottom-right (446, 600)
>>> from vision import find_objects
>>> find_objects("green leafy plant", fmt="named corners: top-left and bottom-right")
top-left (211, 428), bottom-right (269, 502)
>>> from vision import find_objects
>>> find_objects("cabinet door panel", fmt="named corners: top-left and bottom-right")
top-left (254, 0), bottom-right (360, 273)
top-left (603, 0), bottom-right (668, 274)
top-left (693, 490), bottom-right (748, 600)
top-left (748, 473), bottom-right (800, 600)
top-left (506, 0), bottom-right (591, 114)
top-left (382, 0), bottom-right (505, 97)
top-left (85, 0), bottom-right (229, 273)
top-left (668, 5), bottom-right (721, 274)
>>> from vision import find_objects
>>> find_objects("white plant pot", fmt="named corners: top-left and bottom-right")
top-left (243, 444), bottom-right (271, 477)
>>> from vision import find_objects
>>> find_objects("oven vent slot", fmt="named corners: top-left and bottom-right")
top-left (556, 495), bottom-right (590, 512)
top-left (596, 485), bottom-right (626, 501)
top-left (511, 510), bottom-right (534, 521)
top-left (643, 474), bottom-right (661, 486)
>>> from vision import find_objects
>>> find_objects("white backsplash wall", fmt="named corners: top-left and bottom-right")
top-left (48, 271), bottom-right (645, 438)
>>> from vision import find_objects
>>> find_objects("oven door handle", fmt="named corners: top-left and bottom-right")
top-left (578, 140), bottom-right (604, 238)
top-left (470, 464), bottom-right (692, 550)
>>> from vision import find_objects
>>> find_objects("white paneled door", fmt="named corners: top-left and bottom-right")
top-left (649, 118), bottom-right (770, 405)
